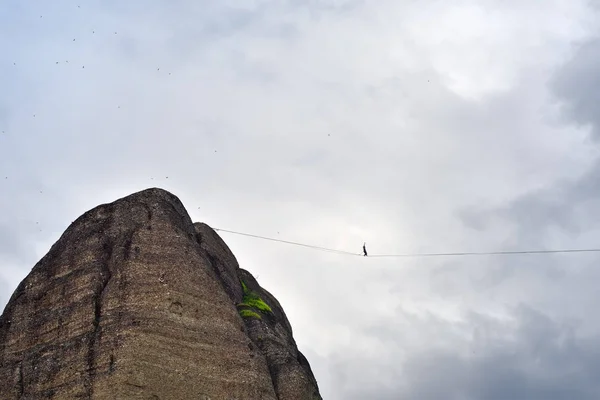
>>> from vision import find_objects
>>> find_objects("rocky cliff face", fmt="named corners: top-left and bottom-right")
top-left (0, 188), bottom-right (322, 400)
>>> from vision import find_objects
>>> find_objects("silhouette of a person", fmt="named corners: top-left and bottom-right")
top-left (363, 242), bottom-right (368, 256)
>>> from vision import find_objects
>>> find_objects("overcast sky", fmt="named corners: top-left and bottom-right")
top-left (2, 1), bottom-right (600, 398)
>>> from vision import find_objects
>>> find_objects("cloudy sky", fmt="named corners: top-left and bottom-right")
top-left (2, 0), bottom-right (600, 398)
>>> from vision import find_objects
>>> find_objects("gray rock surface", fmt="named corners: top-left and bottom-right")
top-left (0, 188), bottom-right (322, 399)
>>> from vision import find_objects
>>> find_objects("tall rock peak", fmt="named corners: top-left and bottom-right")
top-left (0, 188), bottom-right (322, 399)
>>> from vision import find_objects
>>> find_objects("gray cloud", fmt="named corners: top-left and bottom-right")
top-left (554, 38), bottom-right (600, 138)
top-left (405, 32), bottom-right (600, 400)
top-left (459, 34), bottom-right (600, 244)
top-left (333, 306), bottom-right (600, 400)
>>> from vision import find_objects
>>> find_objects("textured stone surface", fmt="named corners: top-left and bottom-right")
top-left (236, 271), bottom-right (321, 400)
top-left (0, 188), bottom-right (321, 399)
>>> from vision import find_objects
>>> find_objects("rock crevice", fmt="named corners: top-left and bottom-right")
top-left (86, 238), bottom-right (113, 398)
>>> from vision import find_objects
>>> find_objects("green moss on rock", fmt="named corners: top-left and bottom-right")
top-left (237, 279), bottom-right (273, 316)
top-left (239, 309), bottom-right (262, 319)
top-left (242, 296), bottom-right (272, 313)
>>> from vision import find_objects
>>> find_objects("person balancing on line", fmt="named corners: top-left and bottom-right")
top-left (363, 242), bottom-right (368, 256)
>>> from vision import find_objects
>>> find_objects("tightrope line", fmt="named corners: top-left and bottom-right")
top-left (213, 228), bottom-right (600, 258)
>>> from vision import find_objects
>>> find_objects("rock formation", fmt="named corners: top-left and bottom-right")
top-left (0, 188), bottom-right (322, 399)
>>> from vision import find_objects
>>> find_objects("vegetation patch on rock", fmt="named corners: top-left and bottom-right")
top-left (237, 279), bottom-right (273, 318)
top-left (238, 309), bottom-right (262, 319)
